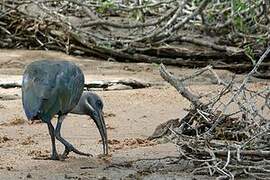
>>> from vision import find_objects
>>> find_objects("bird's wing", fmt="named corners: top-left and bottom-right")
top-left (22, 60), bottom-right (84, 122)
top-left (22, 67), bottom-right (57, 121)
top-left (56, 66), bottom-right (84, 113)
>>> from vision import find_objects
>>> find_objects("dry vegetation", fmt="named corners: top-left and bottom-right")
top-left (0, 0), bottom-right (269, 74)
top-left (1, 0), bottom-right (270, 179)
top-left (151, 47), bottom-right (270, 179)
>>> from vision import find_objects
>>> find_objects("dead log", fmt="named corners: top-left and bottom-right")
top-left (159, 64), bottom-right (206, 108)
top-left (71, 44), bottom-right (269, 75)
top-left (0, 79), bottom-right (150, 90)
top-left (0, 83), bottom-right (21, 89)
top-left (84, 79), bottom-right (151, 89)
top-left (182, 144), bottom-right (270, 160)
top-left (166, 36), bottom-right (245, 56)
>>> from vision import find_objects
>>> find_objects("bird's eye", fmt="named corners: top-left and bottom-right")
top-left (97, 100), bottom-right (103, 108)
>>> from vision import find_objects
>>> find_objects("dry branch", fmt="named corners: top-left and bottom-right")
top-left (0, 0), bottom-right (269, 73)
top-left (208, 46), bottom-right (270, 133)
top-left (159, 63), bottom-right (204, 108)
top-left (0, 79), bottom-right (150, 90)
top-left (167, 36), bottom-right (244, 55)
top-left (153, 46), bottom-right (270, 179)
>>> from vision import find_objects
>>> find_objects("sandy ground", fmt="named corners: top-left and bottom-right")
top-left (0, 50), bottom-right (269, 180)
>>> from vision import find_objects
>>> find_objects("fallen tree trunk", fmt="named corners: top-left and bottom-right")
top-left (0, 0), bottom-right (269, 75)
top-left (0, 79), bottom-right (150, 90)
top-left (72, 44), bottom-right (269, 74)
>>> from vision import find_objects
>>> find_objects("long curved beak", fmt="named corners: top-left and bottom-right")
top-left (93, 110), bottom-right (108, 155)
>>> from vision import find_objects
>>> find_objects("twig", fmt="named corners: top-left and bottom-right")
top-left (159, 64), bottom-right (205, 108)
top-left (208, 46), bottom-right (270, 133)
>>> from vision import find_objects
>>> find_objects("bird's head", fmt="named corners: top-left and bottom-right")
top-left (82, 92), bottom-right (108, 155)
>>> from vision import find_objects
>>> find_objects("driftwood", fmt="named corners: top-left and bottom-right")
top-left (0, 79), bottom-right (150, 90)
top-left (0, 83), bottom-right (21, 89)
top-left (0, 0), bottom-right (269, 74)
top-left (84, 79), bottom-right (151, 90)
top-left (0, 94), bottom-right (20, 101)
top-left (166, 36), bottom-right (244, 56)
top-left (150, 47), bottom-right (270, 179)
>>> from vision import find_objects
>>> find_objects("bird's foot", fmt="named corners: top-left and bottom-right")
top-left (63, 145), bottom-right (93, 158)
top-left (60, 148), bottom-right (70, 159)
top-left (51, 152), bottom-right (60, 160)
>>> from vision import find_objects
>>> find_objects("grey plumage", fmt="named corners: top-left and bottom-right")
top-left (22, 60), bottom-right (108, 160)
top-left (22, 60), bottom-right (84, 122)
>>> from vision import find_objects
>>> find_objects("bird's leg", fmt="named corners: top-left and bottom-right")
top-left (47, 122), bottom-right (59, 160)
top-left (55, 115), bottom-right (92, 159)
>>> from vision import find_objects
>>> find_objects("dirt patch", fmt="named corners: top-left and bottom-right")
top-left (96, 154), bottom-right (113, 164)
top-left (107, 138), bottom-right (157, 152)
top-left (21, 136), bottom-right (36, 145)
top-left (28, 150), bottom-right (50, 160)
top-left (0, 135), bottom-right (12, 143)
top-left (103, 112), bottom-right (116, 118)
top-left (0, 94), bottom-right (20, 100)
top-left (0, 117), bottom-right (26, 126)
top-left (0, 60), bottom-right (25, 69)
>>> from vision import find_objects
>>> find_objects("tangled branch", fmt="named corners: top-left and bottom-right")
top-left (0, 0), bottom-right (269, 73)
top-left (155, 46), bottom-right (270, 179)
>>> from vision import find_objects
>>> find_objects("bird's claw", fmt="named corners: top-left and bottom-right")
top-left (50, 153), bottom-right (60, 160)
top-left (61, 146), bottom-right (93, 159)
